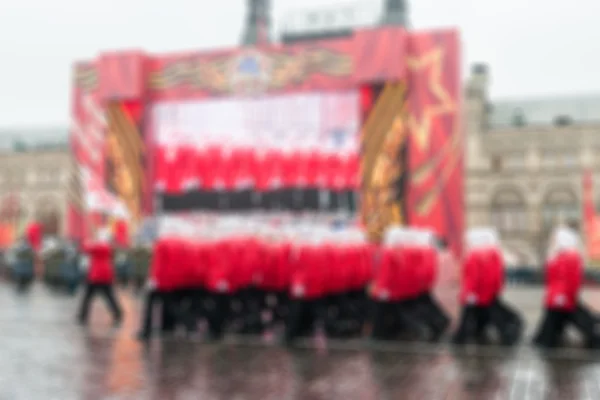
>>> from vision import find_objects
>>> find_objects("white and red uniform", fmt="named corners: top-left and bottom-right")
top-left (544, 228), bottom-right (584, 312)
top-left (459, 228), bottom-right (504, 307)
top-left (154, 145), bottom-right (186, 194)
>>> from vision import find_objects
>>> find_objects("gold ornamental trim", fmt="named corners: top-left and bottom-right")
top-left (149, 48), bottom-right (353, 94)
top-left (74, 65), bottom-right (98, 92)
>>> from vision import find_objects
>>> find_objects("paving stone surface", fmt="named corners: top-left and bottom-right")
top-left (1, 282), bottom-right (600, 399)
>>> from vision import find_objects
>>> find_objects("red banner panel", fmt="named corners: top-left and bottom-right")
top-left (98, 51), bottom-right (147, 101)
top-left (352, 28), bottom-right (407, 83)
top-left (405, 29), bottom-right (463, 256)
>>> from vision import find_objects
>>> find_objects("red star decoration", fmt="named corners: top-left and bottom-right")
top-left (405, 47), bottom-right (455, 151)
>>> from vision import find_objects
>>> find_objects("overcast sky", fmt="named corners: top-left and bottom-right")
top-left (1, 0), bottom-right (599, 128)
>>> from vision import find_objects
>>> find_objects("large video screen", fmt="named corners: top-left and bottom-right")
top-left (151, 90), bottom-right (359, 152)
top-left (149, 90), bottom-right (361, 214)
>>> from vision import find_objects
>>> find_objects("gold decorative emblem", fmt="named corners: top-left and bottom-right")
top-left (149, 47), bottom-right (352, 94)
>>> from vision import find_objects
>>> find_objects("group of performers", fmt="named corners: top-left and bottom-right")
top-left (155, 143), bottom-right (360, 213)
top-left (9, 218), bottom-right (599, 349)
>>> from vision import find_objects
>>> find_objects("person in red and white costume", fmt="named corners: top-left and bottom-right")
top-left (138, 218), bottom-right (178, 340)
top-left (303, 140), bottom-right (327, 212)
top-left (254, 132), bottom-right (285, 211)
top-left (340, 150), bottom-right (361, 214)
top-left (278, 136), bottom-right (302, 212)
top-left (370, 227), bottom-right (432, 341)
top-left (229, 134), bottom-right (256, 211)
top-left (77, 227), bottom-right (123, 327)
top-left (323, 131), bottom-right (359, 214)
top-left (321, 227), bottom-right (371, 339)
top-left (178, 129), bottom-right (203, 210)
top-left (290, 139), bottom-right (314, 212)
top-left (533, 226), bottom-right (600, 348)
top-left (256, 224), bottom-right (295, 327)
top-left (284, 225), bottom-right (330, 344)
top-left (153, 126), bottom-right (187, 212)
top-left (452, 227), bottom-right (523, 346)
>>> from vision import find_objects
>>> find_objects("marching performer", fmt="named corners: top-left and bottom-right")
top-left (285, 226), bottom-right (328, 344)
top-left (533, 226), bottom-right (600, 348)
top-left (370, 227), bottom-right (428, 341)
top-left (138, 220), bottom-right (203, 340)
top-left (452, 227), bottom-right (522, 345)
top-left (77, 228), bottom-right (123, 327)
top-left (323, 227), bottom-right (372, 339)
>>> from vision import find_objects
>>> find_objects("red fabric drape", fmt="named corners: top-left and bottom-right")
top-left (121, 100), bottom-right (142, 123)
top-left (360, 85), bottom-right (374, 120)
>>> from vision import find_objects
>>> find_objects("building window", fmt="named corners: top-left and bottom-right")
top-left (490, 189), bottom-right (527, 233)
top-left (504, 153), bottom-right (526, 170)
top-left (542, 189), bottom-right (579, 228)
top-left (541, 151), bottom-right (578, 168)
top-left (491, 156), bottom-right (503, 172)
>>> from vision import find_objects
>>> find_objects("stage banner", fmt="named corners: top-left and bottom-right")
top-left (583, 170), bottom-right (600, 267)
top-left (405, 29), bottom-right (463, 257)
top-left (71, 64), bottom-right (140, 240)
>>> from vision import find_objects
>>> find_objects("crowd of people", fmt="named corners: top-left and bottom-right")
top-left (3, 220), bottom-right (599, 349)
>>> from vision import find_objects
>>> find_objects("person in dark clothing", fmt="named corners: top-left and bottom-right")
top-left (11, 237), bottom-right (35, 293)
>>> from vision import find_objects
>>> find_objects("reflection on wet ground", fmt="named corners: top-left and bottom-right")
top-left (1, 283), bottom-right (600, 399)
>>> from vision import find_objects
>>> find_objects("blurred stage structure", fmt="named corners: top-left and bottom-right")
top-left (68, 0), bottom-right (463, 255)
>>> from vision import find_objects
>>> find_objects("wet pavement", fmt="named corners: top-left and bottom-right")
top-left (2, 282), bottom-right (600, 399)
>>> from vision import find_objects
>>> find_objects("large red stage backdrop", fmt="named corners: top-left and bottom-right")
top-left (69, 26), bottom-right (462, 255)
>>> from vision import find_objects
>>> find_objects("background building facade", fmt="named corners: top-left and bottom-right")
top-left (0, 128), bottom-right (71, 240)
top-left (465, 65), bottom-right (600, 267)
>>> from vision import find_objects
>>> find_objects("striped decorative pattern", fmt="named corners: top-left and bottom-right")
top-left (360, 82), bottom-right (407, 243)
top-left (74, 65), bottom-right (98, 92)
top-left (148, 48), bottom-right (353, 93)
top-left (105, 103), bottom-right (145, 225)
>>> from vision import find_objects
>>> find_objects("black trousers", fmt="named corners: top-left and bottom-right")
top-left (410, 293), bottom-right (451, 341)
top-left (77, 283), bottom-right (122, 325)
top-left (257, 191), bottom-right (282, 211)
top-left (230, 287), bottom-right (266, 334)
top-left (370, 299), bottom-right (428, 341)
top-left (452, 299), bottom-right (522, 346)
top-left (303, 189), bottom-right (322, 211)
top-left (452, 305), bottom-right (491, 345)
top-left (323, 291), bottom-right (366, 339)
top-left (265, 290), bottom-right (290, 325)
top-left (324, 190), bottom-right (341, 212)
top-left (203, 292), bottom-right (230, 340)
top-left (285, 299), bottom-right (325, 344)
top-left (343, 190), bottom-right (358, 214)
top-left (161, 193), bottom-right (184, 212)
top-left (534, 303), bottom-right (600, 349)
top-left (488, 299), bottom-right (523, 346)
top-left (279, 189), bottom-right (297, 211)
top-left (196, 190), bottom-right (219, 211)
top-left (139, 289), bottom-right (202, 339)
top-left (230, 189), bottom-right (254, 211)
